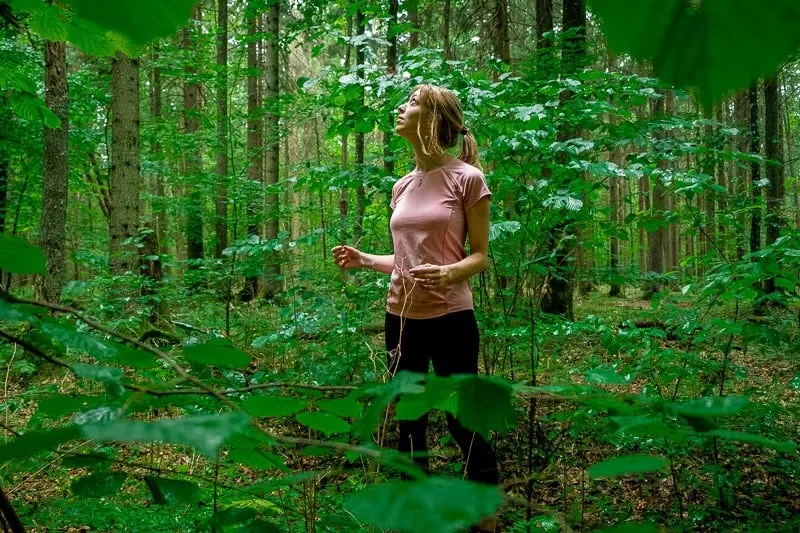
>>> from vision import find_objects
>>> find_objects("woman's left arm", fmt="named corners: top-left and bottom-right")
top-left (410, 197), bottom-right (490, 286)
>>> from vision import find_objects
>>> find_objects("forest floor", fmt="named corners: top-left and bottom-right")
top-left (2, 287), bottom-right (799, 532)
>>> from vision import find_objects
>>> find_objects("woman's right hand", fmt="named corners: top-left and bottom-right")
top-left (332, 245), bottom-right (365, 270)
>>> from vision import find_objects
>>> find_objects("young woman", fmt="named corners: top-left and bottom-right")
top-left (332, 84), bottom-right (499, 532)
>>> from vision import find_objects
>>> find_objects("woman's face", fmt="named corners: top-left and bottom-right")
top-left (395, 89), bottom-right (427, 141)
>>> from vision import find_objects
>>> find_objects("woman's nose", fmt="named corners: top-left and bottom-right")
top-left (398, 104), bottom-right (406, 113)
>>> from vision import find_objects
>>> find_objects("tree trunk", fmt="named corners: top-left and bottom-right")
top-left (608, 54), bottom-right (623, 297)
top-left (644, 95), bottom-right (667, 299)
top-left (40, 40), bottom-right (68, 303)
top-left (215, 0), bottom-right (229, 259)
top-left (535, 0), bottom-right (554, 75)
top-left (241, 1), bottom-right (263, 301)
top-left (183, 7), bottom-right (204, 270)
top-left (541, 0), bottom-right (584, 319)
top-left (733, 90), bottom-right (749, 260)
top-left (353, 7), bottom-right (366, 246)
top-left (148, 47), bottom-right (168, 266)
top-left (385, 0), bottom-right (398, 250)
top-left (0, 138), bottom-right (8, 290)
top-left (109, 52), bottom-right (141, 275)
top-left (443, 0), bottom-right (452, 60)
top-left (749, 83), bottom-right (762, 257)
top-left (763, 73), bottom-right (784, 295)
top-left (409, 0), bottom-right (419, 49)
top-left (493, 0), bottom-right (511, 64)
top-left (262, 0), bottom-right (281, 298)
top-left (340, 14), bottom-right (352, 246)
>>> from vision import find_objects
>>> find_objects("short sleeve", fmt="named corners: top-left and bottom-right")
top-left (390, 182), bottom-right (398, 210)
top-left (462, 171), bottom-right (491, 210)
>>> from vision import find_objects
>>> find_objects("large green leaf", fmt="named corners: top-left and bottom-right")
top-left (226, 447), bottom-right (285, 470)
top-left (42, 318), bottom-right (153, 367)
top-left (71, 472), bottom-right (127, 498)
top-left (588, 454), bottom-right (670, 479)
top-left (0, 234), bottom-right (46, 274)
top-left (144, 476), bottom-right (200, 505)
top-left (296, 412), bottom-right (351, 436)
top-left (242, 395), bottom-right (307, 418)
top-left (456, 375), bottom-right (516, 438)
top-left (352, 371), bottom-right (426, 441)
top-left (80, 413), bottom-right (250, 457)
top-left (72, 363), bottom-right (126, 397)
top-left (708, 430), bottom-right (797, 454)
top-left (346, 477), bottom-right (503, 533)
top-left (63, 0), bottom-right (197, 45)
top-left (183, 339), bottom-right (251, 370)
top-left (0, 426), bottom-right (81, 460)
top-left (317, 397), bottom-right (362, 419)
top-left (37, 394), bottom-right (102, 419)
top-left (396, 376), bottom-right (458, 421)
top-left (672, 396), bottom-right (749, 418)
top-left (589, 0), bottom-right (800, 107)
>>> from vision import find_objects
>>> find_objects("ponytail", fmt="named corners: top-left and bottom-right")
top-left (458, 128), bottom-right (481, 170)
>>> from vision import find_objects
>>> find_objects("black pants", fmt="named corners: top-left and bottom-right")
top-left (385, 310), bottom-right (499, 485)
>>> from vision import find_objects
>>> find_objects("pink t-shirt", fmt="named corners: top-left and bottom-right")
top-left (387, 158), bottom-right (491, 319)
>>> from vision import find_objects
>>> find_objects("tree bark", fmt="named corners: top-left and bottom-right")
top-left (409, 0), bottom-right (419, 49)
top-left (262, 0), bottom-right (281, 298)
top-left (353, 7), bottom-right (366, 245)
top-left (109, 52), bottom-right (141, 275)
top-left (340, 14), bottom-right (352, 246)
top-left (535, 0), bottom-right (554, 75)
top-left (215, 0), bottom-right (229, 259)
top-left (763, 73), bottom-right (784, 295)
top-left (40, 40), bottom-right (68, 303)
top-left (241, 1), bottom-right (262, 301)
top-left (183, 7), bottom-right (204, 269)
top-left (541, 0), bottom-right (585, 318)
top-left (443, 0), bottom-right (451, 60)
top-left (148, 46), bottom-right (168, 266)
top-left (749, 83), bottom-right (762, 257)
top-left (644, 95), bottom-right (666, 299)
top-left (493, 0), bottom-right (511, 64)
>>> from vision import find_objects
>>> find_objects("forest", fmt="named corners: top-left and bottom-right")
top-left (1, 0), bottom-right (799, 531)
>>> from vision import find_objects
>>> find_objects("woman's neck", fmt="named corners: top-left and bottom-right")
top-left (413, 145), bottom-right (451, 171)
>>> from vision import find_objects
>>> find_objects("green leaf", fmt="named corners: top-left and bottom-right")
top-left (396, 376), bottom-right (458, 421)
top-left (71, 472), bottom-right (127, 498)
top-left (588, 454), bottom-right (670, 479)
top-left (589, 0), bottom-right (800, 107)
top-left (226, 448), bottom-right (285, 470)
top-left (352, 371), bottom-right (426, 441)
top-left (602, 522), bottom-right (659, 533)
top-left (61, 451), bottom-right (114, 470)
top-left (0, 300), bottom-right (43, 324)
top-left (489, 220), bottom-right (521, 242)
top-left (0, 234), bottom-right (46, 274)
top-left (585, 365), bottom-right (630, 385)
top-left (708, 430), bottom-right (797, 453)
top-left (0, 426), bottom-right (81, 460)
top-left (346, 477), bottom-right (503, 533)
top-left (63, 0), bottom-right (197, 45)
top-left (37, 394), bottom-right (101, 419)
top-left (80, 412), bottom-right (250, 457)
top-left (72, 363), bottom-right (126, 397)
top-left (672, 396), bottom-right (749, 418)
top-left (317, 398), bottom-right (362, 419)
top-left (183, 339), bottom-right (251, 370)
top-left (41, 319), bottom-right (153, 367)
top-left (456, 375), bottom-right (516, 438)
top-left (242, 395), bottom-right (307, 418)
top-left (296, 412), bottom-right (351, 436)
top-left (144, 476), bottom-right (199, 505)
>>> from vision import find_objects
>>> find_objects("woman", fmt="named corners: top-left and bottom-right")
top-left (332, 84), bottom-right (499, 532)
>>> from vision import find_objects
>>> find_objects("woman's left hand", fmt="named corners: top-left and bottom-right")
top-left (409, 263), bottom-right (454, 289)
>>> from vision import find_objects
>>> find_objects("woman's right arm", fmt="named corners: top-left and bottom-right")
top-left (332, 246), bottom-right (394, 274)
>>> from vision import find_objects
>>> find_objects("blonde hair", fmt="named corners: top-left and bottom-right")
top-left (413, 84), bottom-right (481, 169)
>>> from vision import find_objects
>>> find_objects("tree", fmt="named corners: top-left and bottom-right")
top-left (442, 0), bottom-right (451, 60)
top-left (492, 0), bottom-right (511, 64)
top-left (644, 95), bottom-right (667, 299)
top-left (148, 45), bottom-right (168, 266)
top-left (749, 82), bottom-right (762, 258)
top-left (39, 39), bottom-right (68, 303)
top-left (353, 6), bottom-right (366, 245)
top-left (215, 0), bottom-right (229, 258)
top-left (408, 0), bottom-right (419, 49)
top-left (241, 0), bottom-right (263, 301)
top-left (763, 72), bottom-right (785, 295)
top-left (108, 52), bottom-right (141, 275)
top-left (540, 0), bottom-right (585, 319)
top-left (262, 0), bottom-right (281, 298)
top-left (183, 6), bottom-right (204, 269)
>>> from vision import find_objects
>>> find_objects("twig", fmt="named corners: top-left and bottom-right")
top-left (128, 382), bottom-right (357, 396)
